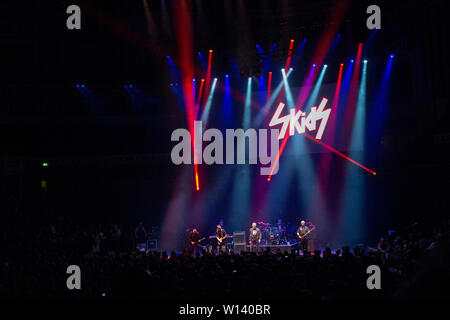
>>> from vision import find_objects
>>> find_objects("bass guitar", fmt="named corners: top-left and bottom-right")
top-left (298, 227), bottom-right (315, 240)
top-left (190, 237), bottom-right (206, 246)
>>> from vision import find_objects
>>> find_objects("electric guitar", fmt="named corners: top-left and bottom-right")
top-left (190, 237), bottom-right (206, 246)
top-left (298, 227), bottom-right (315, 240)
top-left (216, 235), bottom-right (228, 244)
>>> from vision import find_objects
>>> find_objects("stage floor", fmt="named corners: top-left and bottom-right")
top-left (238, 243), bottom-right (298, 253)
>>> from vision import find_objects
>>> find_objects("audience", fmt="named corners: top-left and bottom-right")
top-left (0, 214), bottom-right (448, 300)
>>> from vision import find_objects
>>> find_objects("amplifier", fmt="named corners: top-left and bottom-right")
top-left (233, 244), bottom-right (247, 253)
top-left (233, 231), bottom-right (246, 245)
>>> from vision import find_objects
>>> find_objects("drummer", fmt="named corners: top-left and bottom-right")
top-left (276, 219), bottom-right (284, 233)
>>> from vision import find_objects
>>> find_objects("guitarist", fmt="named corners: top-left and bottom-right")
top-left (296, 220), bottom-right (311, 254)
top-left (189, 228), bottom-right (203, 250)
top-left (215, 225), bottom-right (228, 254)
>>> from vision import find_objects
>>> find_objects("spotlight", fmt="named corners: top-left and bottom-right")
top-left (281, 68), bottom-right (285, 71)
top-left (124, 85), bottom-right (128, 88)
top-left (129, 84), bottom-right (133, 88)
top-left (209, 49), bottom-right (213, 53)
top-left (337, 33), bottom-right (341, 37)
top-left (193, 78), bottom-right (196, 82)
top-left (324, 64), bottom-right (328, 68)
top-left (350, 59), bottom-right (354, 63)
top-left (340, 63), bottom-right (344, 66)
top-left (81, 84), bottom-right (85, 88)
top-left (76, 84), bottom-right (80, 88)
top-left (290, 68), bottom-right (293, 71)
top-left (363, 60), bottom-right (367, 63)
top-left (290, 39), bottom-right (294, 42)
top-left (225, 74), bottom-right (229, 78)
top-left (313, 64), bottom-right (316, 67)
top-left (390, 54), bottom-right (394, 58)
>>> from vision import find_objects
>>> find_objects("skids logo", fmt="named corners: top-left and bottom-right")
top-left (171, 97), bottom-right (331, 176)
top-left (269, 97), bottom-right (331, 140)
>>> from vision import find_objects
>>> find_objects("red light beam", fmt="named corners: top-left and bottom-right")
top-left (267, 134), bottom-right (289, 181)
top-left (285, 39), bottom-right (294, 70)
top-left (303, 133), bottom-right (376, 175)
top-left (195, 171), bottom-right (200, 190)
top-left (202, 49), bottom-right (213, 106)
top-left (266, 71), bottom-right (272, 103)
top-left (267, 130), bottom-right (376, 181)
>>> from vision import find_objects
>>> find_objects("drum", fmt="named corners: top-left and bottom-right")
top-left (267, 228), bottom-right (280, 244)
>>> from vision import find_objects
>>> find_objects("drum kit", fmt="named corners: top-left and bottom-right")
top-left (256, 221), bottom-right (289, 245)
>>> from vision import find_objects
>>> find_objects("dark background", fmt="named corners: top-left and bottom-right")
top-left (0, 0), bottom-right (449, 248)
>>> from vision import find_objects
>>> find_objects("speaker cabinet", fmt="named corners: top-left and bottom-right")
top-left (233, 231), bottom-right (246, 253)
top-left (233, 244), bottom-right (247, 253)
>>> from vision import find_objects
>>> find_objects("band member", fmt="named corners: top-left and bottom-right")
top-left (276, 219), bottom-right (284, 233)
top-left (189, 228), bottom-right (201, 250)
top-left (135, 222), bottom-right (147, 249)
top-left (249, 222), bottom-right (262, 253)
top-left (215, 225), bottom-right (228, 254)
top-left (296, 220), bottom-right (311, 254)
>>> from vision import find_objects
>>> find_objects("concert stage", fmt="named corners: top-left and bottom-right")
top-left (231, 243), bottom-right (298, 254)
top-left (256, 243), bottom-right (298, 253)
top-left (3, 0), bottom-right (449, 305)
